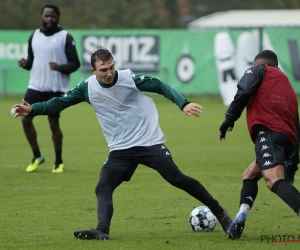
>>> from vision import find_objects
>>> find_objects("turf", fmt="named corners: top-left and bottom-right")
top-left (1, 95), bottom-right (300, 250)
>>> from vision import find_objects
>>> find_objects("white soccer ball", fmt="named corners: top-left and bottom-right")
top-left (10, 107), bottom-right (16, 117)
top-left (189, 206), bottom-right (217, 232)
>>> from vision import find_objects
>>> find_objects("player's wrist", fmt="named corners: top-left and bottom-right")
top-left (224, 118), bottom-right (235, 127)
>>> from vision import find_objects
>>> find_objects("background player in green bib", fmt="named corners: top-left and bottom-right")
top-left (13, 47), bottom-right (232, 240)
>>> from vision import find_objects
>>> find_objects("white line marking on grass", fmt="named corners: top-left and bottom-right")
top-left (0, 164), bottom-right (98, 172)
top-left (0, 186), bottom-right (60, 190)
top-left (0, 164), bottom-right (20, 168)
top-left (13, 186), bottom-right (60, 190)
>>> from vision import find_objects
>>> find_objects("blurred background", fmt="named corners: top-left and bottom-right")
top-left (1, 0), bottom-right (299, 29)
top-left (1, 0), bottom-right (300, 105)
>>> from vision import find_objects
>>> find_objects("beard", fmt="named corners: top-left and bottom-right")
top-left (42, 20), bottom-right (59, 31)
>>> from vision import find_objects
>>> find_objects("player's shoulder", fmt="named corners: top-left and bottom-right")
top-left (244, 65), bottom-right (265, 76)
top-left (78, 79), bottom-right (89, 88)
top-left (72, 79), bottom-right (88, 93)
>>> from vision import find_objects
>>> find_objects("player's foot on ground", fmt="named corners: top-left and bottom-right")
top-left (227, 212), bottom-right (246, 239)
top-left (52, 163), bottom-right (64, 173)
top-left (74, 229), bottom-right (109, 240)
top-left (215, 208), bottom-right (232, 234)
top-left (26, 156), bottom-right (45, 172)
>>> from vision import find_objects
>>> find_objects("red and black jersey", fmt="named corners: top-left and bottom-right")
top-left (225, 64), bottom-right (298, 146)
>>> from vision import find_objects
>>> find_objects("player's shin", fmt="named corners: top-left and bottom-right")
top-left (237, 179), bottom-right (258, 219)
top-left (271, 179), bottom-right (300, 214)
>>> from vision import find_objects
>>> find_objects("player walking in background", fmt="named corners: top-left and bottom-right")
top-left (18, 5), bottom-right (80, 173)
top-left (218, 50), bottom-right (300, 239)
top-left (13, 47), bottom-right (232, 240)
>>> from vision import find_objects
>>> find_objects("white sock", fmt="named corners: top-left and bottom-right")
top-left (235, 203), bottom-right (251, 219)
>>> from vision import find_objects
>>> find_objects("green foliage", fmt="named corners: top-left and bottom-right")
top-left (0, 95), bottom-right (300, 250)
top-left (1, 0), bottom-right (300, 29)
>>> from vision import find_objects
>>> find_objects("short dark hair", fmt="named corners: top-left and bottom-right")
top-left (254, 50), bottom-right (278, 66)
top-left (41, 5), bottom-right (61, 16)
top-left (91, 46), bottom-right (114, 68)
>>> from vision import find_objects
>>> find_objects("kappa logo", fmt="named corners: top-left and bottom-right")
top-left (259, 137), bottom-right (268, 143)
top-left (166, 151), bottom-right (170, 155)
top-left (263, 153), bottom-right (272, 158)
top-left (246, 69), bottom-right (253, 74)
top-left (161, 145), bottom-right (166, 149)
top-left (261, 145), bottom-right (269, 151)
top-left (259, 131), bottom-right (265, 135)
top-left (263, 160), bottom-right (272, 166)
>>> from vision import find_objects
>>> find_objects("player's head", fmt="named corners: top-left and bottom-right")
top-left (91, 46), bottom-right (114, 68)
top-left (253, 50), bottom-right (278, 66)
top-left (41, 5), bottom-right (60, 29)
top-left (91, 47), bottom-right (115, 85)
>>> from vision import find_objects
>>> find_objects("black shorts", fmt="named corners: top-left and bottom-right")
top-left (24, 88), bottom-right (64, 118)
top-left (102, 144), bottom-right (172, 181)
top-left (253, 125), bottom-right (296, 171)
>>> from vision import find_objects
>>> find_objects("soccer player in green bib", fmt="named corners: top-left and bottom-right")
top-left (13, 47), bottom-right (232, 240)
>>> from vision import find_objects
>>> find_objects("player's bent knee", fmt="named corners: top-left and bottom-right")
top-left (95, 180), bottom-right (107, 194)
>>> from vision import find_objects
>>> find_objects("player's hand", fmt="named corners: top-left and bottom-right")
top-left (18, 58), bottom-right (26, 67)
top-left (218, 119), bottom-right (235, 140)
top-left (183, 103), bottom-right (203, 117)
top-left (12, 100), bottom-right (32, 118)
top-left (49, 61), bottom-right (59, 71)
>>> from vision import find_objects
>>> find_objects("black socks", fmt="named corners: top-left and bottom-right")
top-left (240, 179), bottom-right (258, 208)
top-left (32, 148), bottom-right (41, 159)
top-left (271, 179), bottom-right (300, 214)
top-left (55, 150), bottom-right (63, 164)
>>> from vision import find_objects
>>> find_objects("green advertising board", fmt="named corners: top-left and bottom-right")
top-left (1, 28), bottom-right (300, 100)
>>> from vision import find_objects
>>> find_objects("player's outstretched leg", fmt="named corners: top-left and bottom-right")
top-left (215, 208), bottom-right (233, 234)
top-left (155, 158), bottom-right (233, 234)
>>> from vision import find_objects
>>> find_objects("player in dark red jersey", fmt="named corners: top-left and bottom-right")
top-left (218, 50), bottom-right (300, 239)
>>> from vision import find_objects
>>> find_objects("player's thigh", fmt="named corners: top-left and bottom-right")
top-left (134, 144), bottom-right (184, 180)
top-left (97, 166), bottom-right (129, 190)
top-left (134, 144), bottom-right (173, 169)
top-left (243, 160), bottom-right (262, 180)
top-left (102, 149), bottom-right (138, 182)
top-left (23, 89), bottom-right (44, 104)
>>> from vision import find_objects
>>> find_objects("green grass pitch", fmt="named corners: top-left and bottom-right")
top-left (0, 95), bottom-right (299, 250)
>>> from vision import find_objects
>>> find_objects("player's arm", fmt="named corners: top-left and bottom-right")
top-left (132, 72), bottom-right (202, 116)
top-left (57, 33), bottom-right (81, 75)
top-left (219, 65), bottom-right (265, 140)
top-left (13, 80), bottom-right (88, 117)
top-left (20, 33), bottom-right (34, 70)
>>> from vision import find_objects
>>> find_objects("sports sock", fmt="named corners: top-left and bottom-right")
top-left (239, 179), bottom-right (258, 208)
top-left (235, 203), bottom-right (250, 219)
top-left (271, 179), bottom-right (300, 214)
top-left (32, 148), bottom-right (41, 159)
top-left (233, 179), bottom-right (258, 220)
top-left (55, 150), bottom-right (63, 165)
